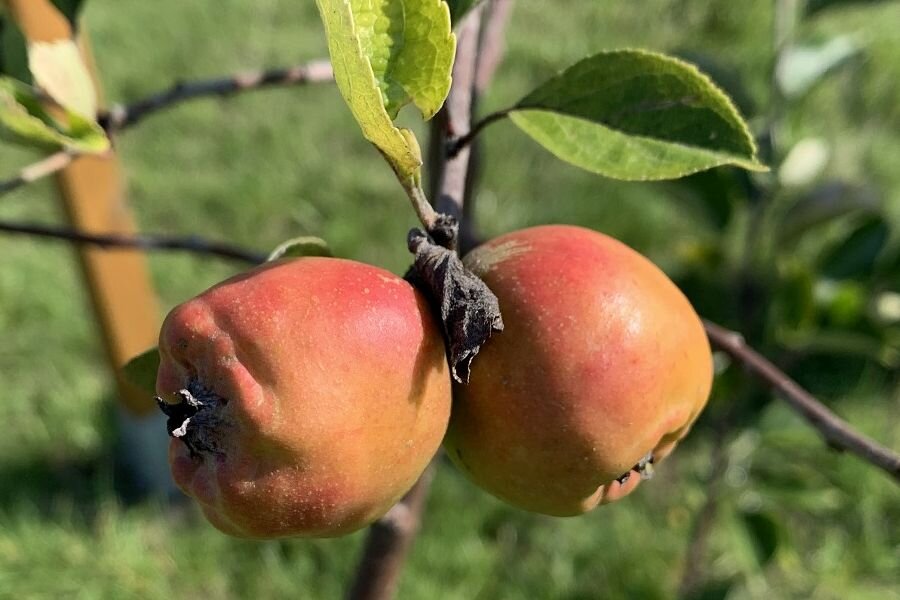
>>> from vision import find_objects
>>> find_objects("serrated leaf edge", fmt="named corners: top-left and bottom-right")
top-left (515, 48), bottom-right (765, 170)
top-left (510, 108), bottom-right (767, 181)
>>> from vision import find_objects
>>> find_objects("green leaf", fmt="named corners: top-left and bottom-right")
top-left (817, 279), bottom-right (867, 327)
top-left (740, 511), bottom-right (781, 568)
top-left (446, 0), bottom-right (482, 24)
top-left (355, 0), bottom-right (455, 120)
top-left (28, 39), bottom-right (97, 118)
top-left (778, 181), bottom-right (879, 244)
top-left (121, 348), bottom-right (160, 397)
top-left (509, 49), bottom-right (767, 181)
top-left (0, 17), bottom-right (31, 83)
top-left (805, 0), bottom-right (889, 17)
top-left (776, 37), bottom-right (860, 99)
top-left (0, 76), bottom-right (108, 152)
top-left (820, 216), bottom-right (889, 279)
top-left (315, 0), bottom-right (455, 179)
top-left (683, 579), bottom-right (736, 600)
top-left (267, 236), bottom-right (333, 262)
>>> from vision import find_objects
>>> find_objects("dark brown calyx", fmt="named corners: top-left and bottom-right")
top-left (406, 225), bottom-right (504, 384)
top-left (615, 451), bottom-right (655, 484)
top-left (156, 380), bottom-right (230, 459)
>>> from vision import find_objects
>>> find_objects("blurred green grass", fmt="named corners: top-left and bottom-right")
top-left (1, 0), bottom-right (899, 598)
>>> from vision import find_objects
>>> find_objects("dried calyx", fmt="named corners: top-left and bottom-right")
top-left (615, 451), bottom-right (656, 485)
top-left (156, 380), bottom-right (230, 458)
top-left (406, 215), bottom-right (504, 384)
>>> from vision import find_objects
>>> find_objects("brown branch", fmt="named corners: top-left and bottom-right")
top-left (99, 60), bottom-right (334, 133)
top-left (704, 320), bottom-right (900, 483)
top-left (0, 61), bottom-right (334, 200)
top-left (433, 10), bottom-right (485, 220)
top-left (445, 108), bottom-right (510, 160)
top-left (0, 220), bottom-right (266, 265)
top-left (475, 0), bottom-right (514, 93)
top-left (347, 7), bottom-right (494, 600)
top-left (345, 464), bottom-right (436, 600)
top-left (0, 150), bottom-right (76, 197)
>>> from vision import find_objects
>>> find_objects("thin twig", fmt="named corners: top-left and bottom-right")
top-left (0, 61), bottom-right (334, 200)
top-left (475, 0), bottom-right (514, 93)
top-left (434, 11), bottom-right (487, 219)
top-left (99, 60), bottom-right (334, 133)
top-left (400, 176), bottom-right (440, 231)
top-left (445, 108), bottom-right (510, 160)
top-left (0, 220), bottom-right (266, 265)
top-left (704, 320), bottom-right (900, 483)
top-left (346, 464), bottom-right (436, 600)
top-left (0, 150), bottom-right (76, 197)
top-left (346, 7), bottom-right (490, 600)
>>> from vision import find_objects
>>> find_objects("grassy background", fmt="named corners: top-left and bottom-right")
top-left (1, 0), bottom-right (899, 597)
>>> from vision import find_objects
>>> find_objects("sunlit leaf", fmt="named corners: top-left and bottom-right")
top-left (509, 49), bottom-right (766, 181)
top-left (778, 137), bottom-right (830, 187)
top-left (315, 0), bottom-right (455, 179)
top-left (815, 279), bottom-right (867, 327)
top-left (28, 39), bottom-right (97, 118)
top-left (776, 36), bottom-right (860, 99)
top-left (674, 50), bottom-right (757, 117)
top-left (121, 348), bottom-right (160, 398)
top-left (0, 76), bottom-right (108, 152)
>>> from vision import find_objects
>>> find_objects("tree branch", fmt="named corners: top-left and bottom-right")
top-left (0, 61), bottom-right (334, 200)
top-left (0, 220), bottom-right (266, 265)
top-left (99, 60), bottom-right (334, 133)
top-left (443, 0), bottom-right (516, 163)
top-left (347, 7), bottom-right (494, 600)
top-left (475, 0), bottom-right (514, 93)
top-left (345, 464), bottom-right (436, 600)
top-left (445, 108), bottom-right (510, 160)
top-left (704, 320), bottom-right (900, 483)
top-left (0, 150), bottom-right (76, 197)
top-left (433, 11), bottom-right (485, 220)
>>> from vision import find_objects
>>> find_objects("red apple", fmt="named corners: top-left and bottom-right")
top-left (445, 225), bottom-right (713, 516)
top-left (157, 257), bottom-right (451, 538)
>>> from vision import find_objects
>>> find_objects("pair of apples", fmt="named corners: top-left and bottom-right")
top-left (156, 225), bottom-right (713, 538)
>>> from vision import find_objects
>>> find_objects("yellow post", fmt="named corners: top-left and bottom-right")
top-left (6, 0), bottom-right (161, 415)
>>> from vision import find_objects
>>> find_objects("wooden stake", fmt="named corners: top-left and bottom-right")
top-left (6, 0), bottom-right (161, 415)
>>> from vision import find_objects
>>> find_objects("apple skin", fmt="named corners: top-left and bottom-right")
top-left (445, 225), bottom-right (713, 516)
top-left (157, 257), bottom-right (451, 538)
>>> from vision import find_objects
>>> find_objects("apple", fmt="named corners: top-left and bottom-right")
top-left (445, 225), bottom-right (713, 516)
top-left (156, 257), bottom-right (451, 538)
